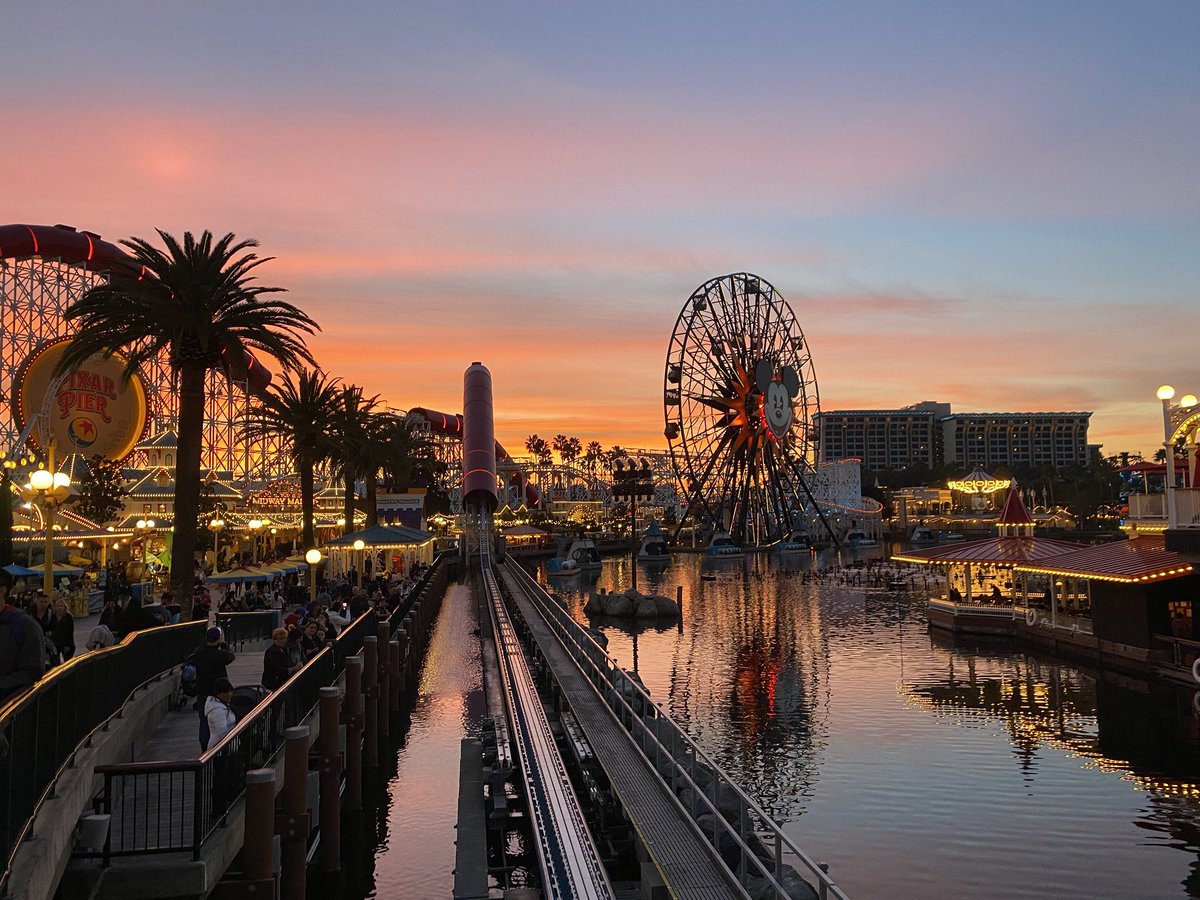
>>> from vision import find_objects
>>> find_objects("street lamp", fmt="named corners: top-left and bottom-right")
top-left (353, 538), bottom-right (365, 589)
top-left (248, 518), bottom-right (263, 564)
top-left (611, 457), bottom-right (656, 592)
top-left (28, 466), bottom-right (72, 596)
top-left (208, 517), bottom-right (225, 567)
top-left (305, 548), bottom-right (322, 603)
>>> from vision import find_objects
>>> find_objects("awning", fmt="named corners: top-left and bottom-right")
top-left (1013, 537), bottom-right (1194, 584)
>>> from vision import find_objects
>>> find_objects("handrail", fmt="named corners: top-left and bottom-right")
top-left (88, 558), bottom-right (447, 862)
top-left (0, 619), bottom-right (207, 894)
top-left (503, 560), bottom-right (850, 900)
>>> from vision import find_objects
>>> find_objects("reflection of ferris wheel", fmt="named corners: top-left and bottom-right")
top-left (664, 273), bottom-right (833, 546)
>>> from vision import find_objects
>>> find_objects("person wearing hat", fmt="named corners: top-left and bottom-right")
top-left (191, 626), bottom-right (235, 752)
top-left (204, 677), bottom-right (237, 750)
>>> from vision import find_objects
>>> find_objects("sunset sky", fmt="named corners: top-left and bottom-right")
top-left (3, 3), bottom-right (1197, 458)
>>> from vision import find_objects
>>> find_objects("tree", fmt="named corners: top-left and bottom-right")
top-left (58, 230), bottom-right (317, 605)
top-left (583, 440), bottom-right (603, 475)
top-left (242, 368), bottom-right (342, 549)
top-left (328, 385), bottom-right (383, 534)
top-left (74, 455), bottom-right (127, 524)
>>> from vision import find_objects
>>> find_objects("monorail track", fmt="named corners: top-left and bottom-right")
top-left (479, 516), bottom-right (616, 900)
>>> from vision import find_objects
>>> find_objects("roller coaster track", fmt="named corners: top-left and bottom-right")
top-left (479, 513), bottom-right (616, 900)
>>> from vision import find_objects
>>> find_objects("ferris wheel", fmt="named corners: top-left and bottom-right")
top-left (663, 273), bottom-right (834, 547)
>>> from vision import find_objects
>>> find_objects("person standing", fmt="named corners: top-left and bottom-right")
top-left (261, 627), bottom-right (297, 690)
top-left (0, 571), bottom-right (46, 700)
top-left (204, 678), bottom-right (237, 750)
top-left (50, 598), bottom-right (75, 661)
top-left (191, 627), bottom-right (236, 752)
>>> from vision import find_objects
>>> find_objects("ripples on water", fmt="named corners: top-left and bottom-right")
top-left (545, 550), bottom-right (1200, 900)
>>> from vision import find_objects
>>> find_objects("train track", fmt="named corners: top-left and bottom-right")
top-left (479, 514), bottom-right (615, 900)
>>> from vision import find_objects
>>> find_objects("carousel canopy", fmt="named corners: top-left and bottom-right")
top-left (326, 524), bottom-right (433, 548)
top-left (893, 536), bottom-right (1083, 566)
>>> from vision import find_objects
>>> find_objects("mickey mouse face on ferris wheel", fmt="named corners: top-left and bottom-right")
top-left (753, 359), bottom-right (801, 442)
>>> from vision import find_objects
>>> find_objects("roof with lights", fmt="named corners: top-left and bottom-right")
top-left (1014, 537), bottom-right (1194, 584)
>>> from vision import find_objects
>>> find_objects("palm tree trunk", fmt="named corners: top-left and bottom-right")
top-left (300, 456), bottom-right (315, 549)
top-left (171, 361), bottom-right (207, 612)
top-left (366, 471), bottom-right (378, 527)
top-left (343, 473), bottom-right (355, 536)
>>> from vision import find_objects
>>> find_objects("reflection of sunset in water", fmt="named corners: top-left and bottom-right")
top-left (543, 550), bottom-right (1200, 899)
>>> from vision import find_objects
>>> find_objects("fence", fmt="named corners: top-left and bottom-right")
top-left (502, 560), bottom-right (849, 900)
top-left (216, 611), bottom-right (279, 650)
top-left (90, 557), bottom-right (448, 862)
top-left (0, 620), bottom-right (206, 893)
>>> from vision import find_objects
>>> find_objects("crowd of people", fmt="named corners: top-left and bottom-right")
top-left (0, 553), bottom-right (431, 706)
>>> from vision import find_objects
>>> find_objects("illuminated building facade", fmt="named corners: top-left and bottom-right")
top-left (816, 402), bottom-right (1091, 472)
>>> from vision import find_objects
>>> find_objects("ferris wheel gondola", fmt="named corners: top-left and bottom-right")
top-left (663, 273), bottom-right (837, 548)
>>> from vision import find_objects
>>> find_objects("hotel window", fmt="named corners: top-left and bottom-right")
top-left (158, 503), bottom-right (167, 514)
top-left (143, 504), bottom-right (152, 514)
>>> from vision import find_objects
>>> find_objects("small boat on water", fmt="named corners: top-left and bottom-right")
top-left (706, 530), bottom-right (745, 558)
top-left (547, 534), bottom-right (603, 575)
top-left (845, 530), bottom-right (880, 549)
top-left (909, 525), bottom-right (937, 545)
top-left (772, 528), bottom-right (811, 553)
top-left (637, 521), bottom-right (671, 561)
top-left (939, 532), bottom-right (966, 543)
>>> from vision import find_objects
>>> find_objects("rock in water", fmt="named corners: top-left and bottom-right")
top-left (635, 596), bottom-right (659, 618)
top-left (603, 593), bottom-right (633, 616)
top-left (651, 594), bottom-right (680, 617)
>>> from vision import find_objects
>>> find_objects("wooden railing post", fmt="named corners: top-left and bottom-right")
top-left (376, 623), bottom-right (391, 739)
top-left (362, 636), bottom-right (379, 769)
top-left (343, 656), bottom-right (363, 812)
top-left (318, 686), bottom-right (342, 872)
top-left (244, 768), bottom-right (277, 888)
top-left (279, 726), bottom-right (310, 900)
top-left (388, 640), bottom-right (402, 714)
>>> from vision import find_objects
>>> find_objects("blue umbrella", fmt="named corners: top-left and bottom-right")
top-left (3, 563), bottom-right (39, 577)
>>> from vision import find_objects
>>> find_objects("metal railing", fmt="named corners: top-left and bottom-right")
top-left (89, 558), bottom-right (448, 862)
top-left (1152, 634), bottom-right (1200, 671)
top-left (928, 597), bottom-right (1017, 618)
top-left (502, 560), bottom-right (849, 900)
top-left (0, 620), bottom-right (206, 893)
top-left (215, 611), bottom-right (279, 650)
top-left (93, 649), bottom-right (336, 860)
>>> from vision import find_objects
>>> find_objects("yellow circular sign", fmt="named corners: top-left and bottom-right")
top-left (13, 339), bottom-right (149, 462)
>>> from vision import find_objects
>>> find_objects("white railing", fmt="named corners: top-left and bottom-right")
top-left (928, 597), bottom-right (1016, 618)
top-left (1128, 493), bottom-right (1166, 520)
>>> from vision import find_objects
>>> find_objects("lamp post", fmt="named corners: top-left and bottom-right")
top-left (353, 538), bottom-right (365, 589)
top-left (1159, 386), bottom-right (1179, 529)
top-left (305, 548), bottom-right (322, 604)
top-left (28, 466), bottom-right (72, 596)
top-left (208, 517), bottom-right (225, 567)
top-left (611, 457), bottom-right (656, 593)
top-left (248, 518), bottom-right (263, 564)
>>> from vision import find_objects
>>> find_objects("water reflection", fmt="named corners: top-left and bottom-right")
top-left (543, 551), bottom-right (1200, 899)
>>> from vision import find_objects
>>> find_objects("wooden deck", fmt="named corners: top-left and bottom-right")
top-left (106, 640), bottom-right (272, 853)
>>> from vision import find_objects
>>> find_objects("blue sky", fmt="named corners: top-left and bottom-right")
top-left (2, 2), bottom-right (1197, 454)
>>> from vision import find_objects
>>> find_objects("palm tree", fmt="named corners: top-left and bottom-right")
top-left (58, 230), bottom-right (317, 602)
top-left (328, 385), bottom-right (382, 534)
top-left (242, 369), bottom-right (341, 549)
top-left (584, 440), bottom-right (603, 475)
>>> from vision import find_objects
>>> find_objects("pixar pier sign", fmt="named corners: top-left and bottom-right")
top-left (13, 338), bottom-right (149, 462)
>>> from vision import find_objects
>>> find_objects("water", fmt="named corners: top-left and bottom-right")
top-left (354, 552), bottom-right (1200, 898)
top-left (544, 550), bottom-right (1200, 900)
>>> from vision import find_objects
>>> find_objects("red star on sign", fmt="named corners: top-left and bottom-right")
top-left (77, 420), bottom-right (96, 438)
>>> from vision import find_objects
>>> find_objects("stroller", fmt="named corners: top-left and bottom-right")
top-left (175, 653), bottom-right (199, 710)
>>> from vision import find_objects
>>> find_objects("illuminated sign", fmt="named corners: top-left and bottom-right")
top-left (13, 339), bottom-right (149, 462)
top-left (947, 478), bottom-right (1012, 494)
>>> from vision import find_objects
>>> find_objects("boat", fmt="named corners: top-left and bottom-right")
top-left (705, 530), bottom-right (745, 558)
top-left (939, 532), bottom-right (966, 543)
top-left (772, 528), bottom-right (811, 553)
top-left (909, 525), bottom-right (937, 545)
top-left (637, 521), bottom-right (671, 561)
top-left (845, 530), bottom-right (879, 549)
top-left (547, 534), bottom-right (602, 575)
